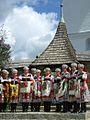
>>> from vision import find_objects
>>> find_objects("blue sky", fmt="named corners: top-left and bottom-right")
top-left (16, 0), bottom-right (62, 20)
top-left (35, 0), bottom-right (61, 19)
top-left (17, 0), bottom-right (62, 15)
top-left (0, 0), bottom-right (62, 61)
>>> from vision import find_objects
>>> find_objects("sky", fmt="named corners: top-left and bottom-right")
top-left (0, 0), bottom-right (62, 61)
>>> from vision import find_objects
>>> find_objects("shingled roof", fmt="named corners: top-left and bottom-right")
top-left (77, 52), bottom-right (90, 62)
top-left (31, 3), bottom-right (77, 66)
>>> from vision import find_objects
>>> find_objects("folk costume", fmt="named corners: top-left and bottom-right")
top-left (30, 68), bottom-right (37, 112)
top-left (19, 66), bottom-right (34, 112)
top-left (1, 70), bottom-right (10, 112)
top-left (32, 69), bottom-right (42, 112)
top-left (61, 64), bottom-right (70, 112)
top-left (69, 63), bottom-right (78, 113)
top-left (42, 68), bottom-right (54, 112)
top-left (10, 69), bottom-right (19, 112)
top-left (0, 77), bottom-right (4, 112)
top-left (54, 68), bottom-right (62, 112)
top-left (77, 64), bottom-right (90, 113)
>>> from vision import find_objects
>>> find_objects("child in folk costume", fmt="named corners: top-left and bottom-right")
top-left (42, 68), bottom-right (54, 112)
top-left (61, 64), bottom-right (70, 112)
top-left (77, 64), bottom-right (90, 113)
top-left (10, 69), bottom-right (20, 112)
top-left (19, 66), bottom-right (34, 112)
top-left (69, 63), bottom-right (78, 113)
top-left (32, 69), bottom-right (42, 112)
top-left (54, 68), bottom-right (62, 112)
top-left (1, 70), bottom-right (10, 112)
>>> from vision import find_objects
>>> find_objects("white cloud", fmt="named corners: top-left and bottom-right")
top-left (15, 0), bottom-right (48, 6)
top-left (0, 0), bottom-right (49, 24)
top-left (4, 6), bottom-right (58, 61)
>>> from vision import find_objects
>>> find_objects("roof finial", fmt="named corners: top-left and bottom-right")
top-left (60, 0), bottom-right (65, 23)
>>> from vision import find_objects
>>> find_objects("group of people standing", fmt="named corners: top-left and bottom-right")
top-left (0, 63), bottom-right (90, 113)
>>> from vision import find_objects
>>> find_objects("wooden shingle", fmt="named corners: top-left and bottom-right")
top-left (31, 22), bottom-right (77, 66)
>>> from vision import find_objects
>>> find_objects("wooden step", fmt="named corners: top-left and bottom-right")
top-left (5, 104), bottom-right (90, 112)
top-left (0, 112), bottom-right (90, 120)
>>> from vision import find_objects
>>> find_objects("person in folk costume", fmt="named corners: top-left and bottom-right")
top-left (19, 66), bottom-right (34, 112)
top-left (1, 70), bottom-right (10, 112)
top-left (77, 64), bottom-right (90, 113)
top-left (69, 63), bottom-right (78, 113)
top-left (30, 68), bottom-right (37, 112)
top-left (9, 69), bottom-right (20, 112)
top-left (54, 68), bottom-right (62, 112)
top-left (42, 67), bottom-right (54, 112)
top-left (31, 68), bottom-right (37, 79)
top-left (61, 64), bottom-right (70, 112)
top-left (0, 70), bottom-right (4, 112)
top-left (33, 69), bottom-right (42, 112)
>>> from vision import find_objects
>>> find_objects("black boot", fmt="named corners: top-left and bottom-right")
top-left (62, 101), bottom-right (68, 113)
top-left (0, 103), bottom-right (3, 112)
top-left (3, 102), bottom-right (7, 112)
top-left (72, 101), bottom-right (77, 113)
top-left (44, 101), bottom-right (51, 112)
top-left (36, 102), bottom-right (40, 112)
top-left (68, 102), bottom-right (72, 112)
top-left (31, 102), bottom-right (34, 112)
top-left (77, 103), bottom-right (80, 112)
top-left (26, 103), bottom-right (29, 112)
top-left (44, 102), bottom-right (47, 112)
top-left (11, 103), bottom-right (14, 112)
top-left (83, 102), bottom-right (86, 112)
top-left (34, 103), bottom-right (37, 112)
top-left (48, 102), bottom-right (51, 112)
top-left (22, 103), bottom-right (25, 112)
top-left (14, 103), bottom-right (17, 112)
top-left (56, 103), bottom-right (61, 112)
top-left (79, 102), bottom-right (86, 113)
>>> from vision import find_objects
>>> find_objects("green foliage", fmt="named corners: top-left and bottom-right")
top-left (86, 64), bottom-right (90, 72)
top-left (0, 37), bottom-right (11, 68)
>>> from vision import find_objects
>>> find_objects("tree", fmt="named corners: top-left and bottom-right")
top-left (0, 25), bottom-right (11, 68)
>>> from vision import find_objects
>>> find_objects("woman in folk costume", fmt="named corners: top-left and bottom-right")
top-left (19, 66), bottom-right (34, 112)
top-left (32, 69), bottom-right (42, 112)
top-left (61, 64), bottom-right (70, 112)
top-left (30, 68), bottom-right (37, 112)
top-left (54, 68), bottom-right (62, 112)
top-left (69, 63), bottom-right (78, 113)
top-left (9, 69), bottom-right (20, 112)
top-left (0, 71), bottom-right (4, 112)
top-left (77, 64), bottom-right (90, 113)
top-left (1, 70), bottom-right (10, 112)
top-left (42, 67), bottom-right (54, 112)
top-left (31, 68), bottom-right (37, 79)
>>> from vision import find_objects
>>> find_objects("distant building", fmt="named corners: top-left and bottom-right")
top-left (64, 0), bottom-right (90, 53)
top-left (8, 1), bottom-right (90, 72)
top-left (31, 1), bottom-right (90, 71)
top-left (6, 59), bottom-right (32, 74)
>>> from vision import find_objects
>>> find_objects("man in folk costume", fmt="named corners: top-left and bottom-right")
top-left (69, 63), bottom-right (78, 113)
top-left (61, 64), bottom-right (70, 112)
top-left (30, 68), bottom-right (37, 112)
top-left (19, 66), bottom-right (34, 112)
top-left (77, 64), bottom-right (90, 113)
top-left (10, 69), bottom-right (19, 112)
top-left (33, 69), bottom-right (42, 112)
top-left (42, 67), bottom-right (54, 112)
top-left (54, 68), bottom-right (62, 112)
top-left (1, 70), bottom-right (10, 112)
